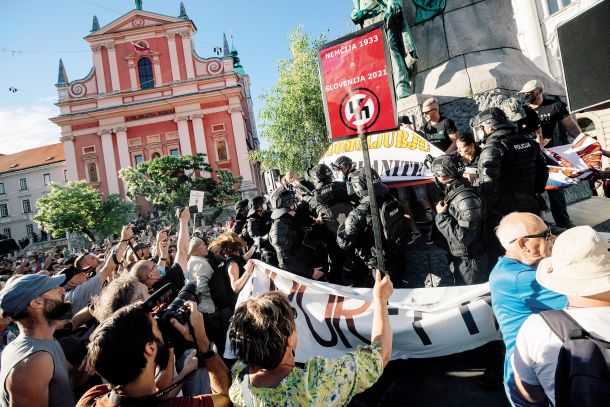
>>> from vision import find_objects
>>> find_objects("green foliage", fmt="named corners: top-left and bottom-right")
top-left (119, 154), bottom-right (242, 212)
top-left (33, 181), bottom-right (134, 242)
top-left (250, 26), bottom-right (329, 175)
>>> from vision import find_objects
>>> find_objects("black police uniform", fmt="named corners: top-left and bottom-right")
top-left (246, 207), bottom-right (277, 267)
top-left (435, 178), bottom-right (487, 285)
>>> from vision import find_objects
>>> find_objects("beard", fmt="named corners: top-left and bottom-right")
top-left (43, 298), bottom-right (73, 321)
top-left (154, 337), bottom-right (170, 371)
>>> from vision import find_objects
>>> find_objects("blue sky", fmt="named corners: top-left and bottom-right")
top-left (0, 0), bottom-right (355, 153)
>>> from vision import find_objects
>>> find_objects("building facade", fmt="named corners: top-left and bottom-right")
top-left (51, 3), bottom-right (263, 202)
top-left (515, 0), bottom-right (609, 168)
top-left (0, 144), bottom-right (66, 242)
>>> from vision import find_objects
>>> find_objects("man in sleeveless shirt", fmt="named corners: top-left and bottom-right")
top-left (0, 273), bottom-right (75, 406)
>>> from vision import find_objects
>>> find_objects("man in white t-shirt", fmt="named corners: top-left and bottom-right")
top-left (512, 226), bottom-right (610, 405)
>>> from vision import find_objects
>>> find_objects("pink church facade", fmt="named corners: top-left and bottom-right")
top-left (51, 4), bottom-right (263, 201)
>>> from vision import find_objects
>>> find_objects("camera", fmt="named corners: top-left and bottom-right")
top-left (142, 283), bottom-right (199, 347)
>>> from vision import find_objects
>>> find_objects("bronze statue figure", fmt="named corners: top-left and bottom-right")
top-left (351, 0), bottom-right (419, 99)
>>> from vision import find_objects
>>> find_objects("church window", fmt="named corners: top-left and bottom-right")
top-left (216, 139), bottom-right (229, 161)
top-left (88, 163), bottom-right (99, 183)
top-left (138, 57), bottom-right (154, 89)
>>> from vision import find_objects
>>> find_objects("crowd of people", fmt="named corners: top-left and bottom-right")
top-left (0, 79), bottom-right (608, 406)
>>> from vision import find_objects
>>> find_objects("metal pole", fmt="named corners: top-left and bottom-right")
top-left (359, 131), bottom-right (386, 273)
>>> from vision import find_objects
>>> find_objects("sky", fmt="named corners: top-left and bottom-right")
top-left (0, 0), bottom-right (355, 154)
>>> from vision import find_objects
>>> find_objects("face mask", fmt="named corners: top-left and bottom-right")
top-left (522, 92), bottom-right (536, 104)
top-left (157, 264), bottom-right (166, 278)
top-left (473, 128), bottom-right (486, 143)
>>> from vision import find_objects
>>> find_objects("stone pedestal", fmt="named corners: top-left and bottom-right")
top-left (399, 0), bottom-right (566, 132)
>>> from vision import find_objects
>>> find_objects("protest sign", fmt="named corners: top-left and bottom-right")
top-left (225, 261), bottom-right (500, 362)
top-left (544, 133), bottom-right (603, 190)
top-left (318, 22), bottom-right (397, 140)
top-left (188, 190), bottom-right (205, 213)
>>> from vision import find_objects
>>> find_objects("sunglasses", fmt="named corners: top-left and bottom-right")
top-left (509, 226), bottom-right (552, 244)
top-left (423, 108), bottom-right (438, 115)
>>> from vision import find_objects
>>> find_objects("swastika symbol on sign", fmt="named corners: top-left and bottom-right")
top-left (339, 88), bottom-right (380, 131)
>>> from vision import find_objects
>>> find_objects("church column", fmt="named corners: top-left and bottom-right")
top-left (126, 56), bottom-right (138, 90)
top-left (174, 115), bottom-right (193, 155)
top-left (105, 42), bottom-right (121, 92)
top-left (228, 105), bottom-right (253, 182)
top-left (165, 33), bottom-right (181, 82)
top-left (91, 45), bottom-right (106, 94)
top-left (115, 127), bottom-right (130, 170)
top-left (179, 31), bottom-right (195, 79)
top-left (99, 129), bottom-right (120, 194)
top-left (152, 53), bottom-right (163, 86)
top-left (60, 134), bottom-right (78, 181)
top-left (190, 113), bottom-right (207, 159)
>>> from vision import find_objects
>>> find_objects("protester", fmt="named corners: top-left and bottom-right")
top-left (131, 207), bottom-right (190, 298)
top-left (228, 270), bottom-right (393, 406)
top-left (186, 237), bottom-right (216, 315)
top-left (431, 155), bottom-right (487, 284)
top-left (512, 226), bottom-right (610, 405)
top-left (78, 301), bottom-right (231, 406)
top-left (0, 274), bottom-right (75, 406)
top-left (489, 212), bottom-right (567, 405)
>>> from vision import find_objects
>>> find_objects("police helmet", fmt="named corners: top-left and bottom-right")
top-left (308, 164), bottom-right (334, 188)
top-left (470, 107), bottom-right (516, 141)
top-left (431, 154), bottom-right (465, 179)
top-left (234, 199), bottom-right (249, 213)
top-left (270, 188), bottom-right (297, 219)
top-left (247, 196), bottom-right (266, 217)
top-left (516, 105), bottom-right (541, 134)
top-left (331, 156), bottom-right (353, 172)
top-left (348, 168), bottom-right (389, 198)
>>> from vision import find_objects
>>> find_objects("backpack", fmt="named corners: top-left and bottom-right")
top-left (539, 310), bottom-right (610, 407)
top-left (379, 197), bottom-right (410, 255)
top-left (206, 255), bottom-right (234, 309)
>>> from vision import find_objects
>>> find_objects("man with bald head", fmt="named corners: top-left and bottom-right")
top-left (489, 212), bottom-right (568, 405)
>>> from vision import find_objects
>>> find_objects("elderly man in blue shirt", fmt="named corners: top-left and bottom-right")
top-left (489, 212), bottom-right (567, 406)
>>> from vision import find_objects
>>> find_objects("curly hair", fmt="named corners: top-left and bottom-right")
top-left (208, 231), bottom-right (245, 259)
top-left (229, 291), bottom-right (296, 370)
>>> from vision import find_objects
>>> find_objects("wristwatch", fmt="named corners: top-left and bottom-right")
top-left (198, 342), bottom-right (217, 361)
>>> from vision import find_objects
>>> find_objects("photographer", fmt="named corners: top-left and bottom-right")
top-left (79, 301), bottom-right (230, 406)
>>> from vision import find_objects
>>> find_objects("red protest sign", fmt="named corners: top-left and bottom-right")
top-left (319, 22), bottom-right (397, 140)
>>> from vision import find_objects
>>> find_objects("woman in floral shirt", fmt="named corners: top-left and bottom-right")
top-left (228, 270), bottom-right (394, 406)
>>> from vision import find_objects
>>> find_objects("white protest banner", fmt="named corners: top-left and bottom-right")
top-left (188, 190), bottom-right (205, 213)
top-left (226, 261), bottom-right (500, 362)
top-left (544, 133), bottom-right (602, 190)
top-left (319, 128), bottom-right (444, 185)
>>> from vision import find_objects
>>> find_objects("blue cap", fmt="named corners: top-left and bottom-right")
top-left (0, 274), bottom-right (66, 318)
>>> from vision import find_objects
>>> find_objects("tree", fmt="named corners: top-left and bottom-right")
top-left (119, 154), bottom-right (242, 213)
top-left (250, 27), bottom-right (329, 175)
top-left (33, 181), bottom-right (134, 242)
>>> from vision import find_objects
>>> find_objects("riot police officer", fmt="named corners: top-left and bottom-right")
top-left (308, 164), bottom-right (354, 284)
top-left (431, 155), bottom-right (488, 285)
top-left (337, 168), bottom-right (409, 287)
top-left (269, 187), bottom-right (325, 280)
top-left (232, 199), bottom-right (249, 235)
top-left (471, 107), bottom-right (549, 264)
top-left (245, 196), bottom-right (277, 266)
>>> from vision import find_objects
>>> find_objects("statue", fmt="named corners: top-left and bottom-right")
top-left (351, 0), bottom-right (419, 99)
top-left (135, 0), bottom-right (143, 11)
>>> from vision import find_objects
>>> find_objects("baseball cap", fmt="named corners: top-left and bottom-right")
top-left (518, 79), bottom-right (543, 93)
top-left (59, 266), bottom-right (83, 285)
top-left (0, 274), bottom-right (66, 317)
top-left (132, 242), bottom-right (149, 252)
top-left (188, 237), bottom-right (205, 255)
top-left (536, 226), bottom-right (610, 296)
